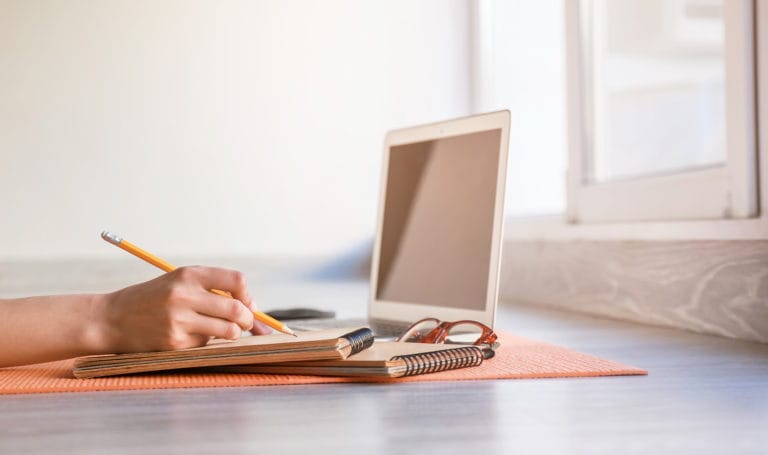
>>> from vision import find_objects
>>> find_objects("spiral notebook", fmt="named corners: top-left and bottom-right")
top-left (212, 341), bottom-right (489, 378)
top-left (73, 327), bottom-right (374, 379)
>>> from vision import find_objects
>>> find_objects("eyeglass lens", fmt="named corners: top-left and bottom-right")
top-left (400, 319), bottom-right (487, 345)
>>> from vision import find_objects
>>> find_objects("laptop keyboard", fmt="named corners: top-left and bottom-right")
top-left (289, 317), bottom-right (367, 331)
top-left (288, 318), bottom-right (406, 338)
top-left (369, 320), bottom-right (409, 338)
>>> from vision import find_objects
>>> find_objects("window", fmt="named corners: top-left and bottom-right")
top-left (565, 0), bottom-right (758, 223)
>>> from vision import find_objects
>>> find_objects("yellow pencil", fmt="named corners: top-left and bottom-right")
top-left (100, 230), bottom-right (296, 337)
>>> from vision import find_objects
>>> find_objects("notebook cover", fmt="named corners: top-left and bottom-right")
top-left (72, 327), bottom-right (373, 378)
top-left (0, 331), bottom-right (647, 394)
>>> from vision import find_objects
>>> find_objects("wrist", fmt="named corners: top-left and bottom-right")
top-left (82, 292), bottom-right (117, 355)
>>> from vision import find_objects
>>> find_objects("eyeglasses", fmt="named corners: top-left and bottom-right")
top-left (397, 318), bottom-right (498, 347)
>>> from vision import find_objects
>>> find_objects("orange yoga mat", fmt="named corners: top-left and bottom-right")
top-left (0, 332), bottom-right (646, 395)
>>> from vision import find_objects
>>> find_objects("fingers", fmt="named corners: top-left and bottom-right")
top-left (165, 266), bottom-right (271, 340)
top-left (250, 320), bottom-right (272, 336)
top-left (189, 293), bottom-right (254, 332)
top-left (187, 314), bottom-right (245, 341)
top-left (176, 266), bottom-right (254, 311)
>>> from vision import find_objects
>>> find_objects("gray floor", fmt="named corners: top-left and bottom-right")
top-left (1, 279), bottom-right (766, 454)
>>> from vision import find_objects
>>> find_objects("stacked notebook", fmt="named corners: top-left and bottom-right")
top-left (72, 327), bottom-right (489, 379)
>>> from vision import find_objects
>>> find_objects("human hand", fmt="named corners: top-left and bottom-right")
top-left (93, 266), bottom-right (271, 353)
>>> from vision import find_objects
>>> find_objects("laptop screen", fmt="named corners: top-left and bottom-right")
top-left (374, 128), bottom-right (502, 311)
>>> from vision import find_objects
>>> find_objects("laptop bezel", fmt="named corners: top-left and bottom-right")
top-left (367, 110), bottom-right (511, 328)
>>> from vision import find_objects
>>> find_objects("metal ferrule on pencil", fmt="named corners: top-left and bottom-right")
top-left (101, 230), bottom-right (123, 245)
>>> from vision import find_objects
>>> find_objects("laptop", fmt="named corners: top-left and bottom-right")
top-left (291, 110), bottom-right (510, 337)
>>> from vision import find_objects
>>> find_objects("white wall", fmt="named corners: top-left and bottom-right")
top-left (0, 0), bottom-right (472, 260)
top-left (476, 0), bottom-right (567, 217)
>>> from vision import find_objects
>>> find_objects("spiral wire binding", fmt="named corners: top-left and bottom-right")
top-left (343, 328), bottom-right (376, 355)
top-left (392, 346), bottom-right (484, 377)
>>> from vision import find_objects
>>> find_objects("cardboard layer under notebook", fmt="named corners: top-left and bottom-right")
top-left (0, 332), bottom-right (647, 395)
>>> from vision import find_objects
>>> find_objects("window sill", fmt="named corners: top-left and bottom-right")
top-left (504, 213), bottom-right (768, 241)
top-left (499, 215), bottom-right (768, 344)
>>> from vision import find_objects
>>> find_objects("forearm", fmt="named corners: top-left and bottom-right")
top-left (0, 294), bottom-right (110, 367)
top-left (0, 266), bottom-right (263, 368)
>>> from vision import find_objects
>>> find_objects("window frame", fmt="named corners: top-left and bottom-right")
top-left (565, 0), bottom-right (759, 224)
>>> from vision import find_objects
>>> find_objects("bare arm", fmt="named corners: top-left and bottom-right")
top-left (0, 266), bottom-right (270, 368)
